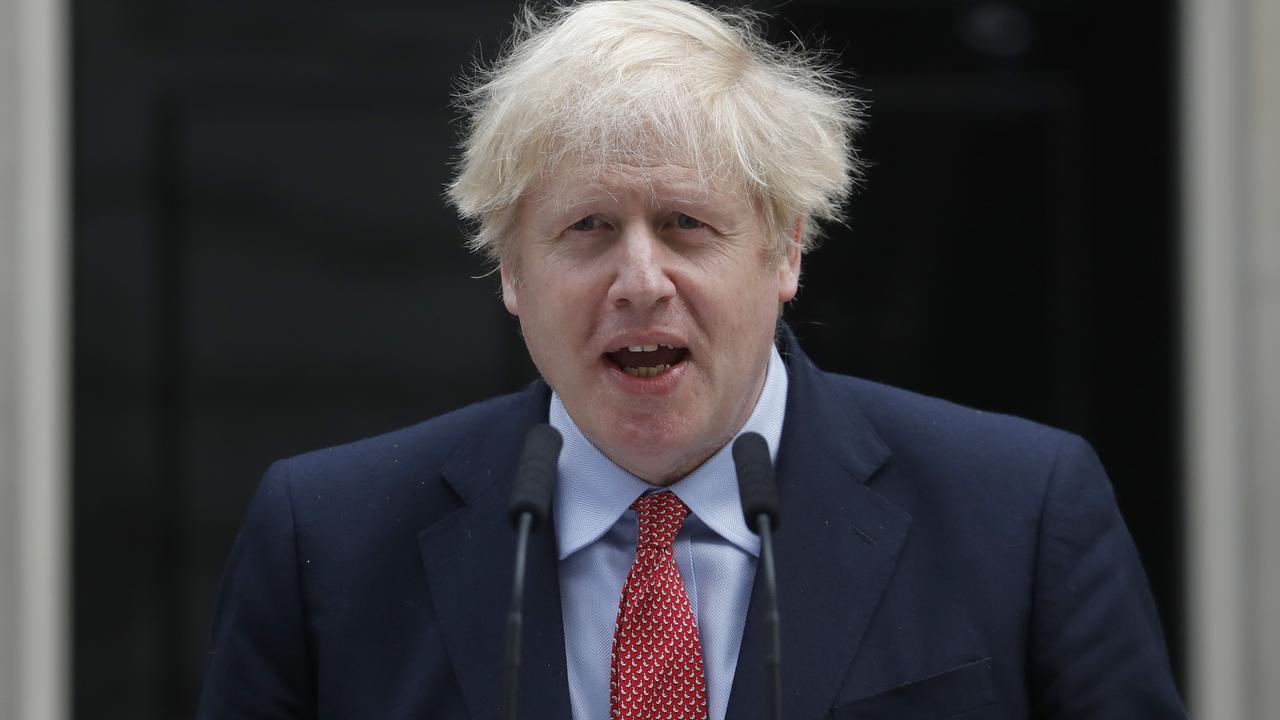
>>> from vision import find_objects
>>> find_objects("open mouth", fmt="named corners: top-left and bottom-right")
top-left (605, 344), bottom-right (690, 378)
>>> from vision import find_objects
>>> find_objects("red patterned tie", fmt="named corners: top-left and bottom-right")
top-left (610, 491), bottom-right (709, 720)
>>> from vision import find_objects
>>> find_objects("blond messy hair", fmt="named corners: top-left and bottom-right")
top-left (447, 0), bottom-right (864, 265)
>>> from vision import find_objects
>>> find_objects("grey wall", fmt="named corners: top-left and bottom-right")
top-left (0, 0), bottom-right (70, 718)
top-left (0, 0), bottom-right (20, 710)
top-left (1184, 0), bottom-right (1280, 715)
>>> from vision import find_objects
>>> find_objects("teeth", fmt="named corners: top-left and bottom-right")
top-left (624, 364), bottom-right (671, 378)
top-left (626, 344), bottom-right (659, 352)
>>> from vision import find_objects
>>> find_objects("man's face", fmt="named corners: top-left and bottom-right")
top-left (501, 160), bottom-right (800, 484)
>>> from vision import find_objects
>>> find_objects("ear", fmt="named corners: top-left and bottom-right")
top-left (499, 261), bottom-right (520, 316)
top-left (777, 218), bottom-right (803, 303)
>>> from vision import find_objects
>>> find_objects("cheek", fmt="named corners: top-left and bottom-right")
top-left (730, 265), bottom-right (784, 320)
top-left (520, 276), bottom-right (594, 344)
top-left (522, 294), bottom-right (563, 345)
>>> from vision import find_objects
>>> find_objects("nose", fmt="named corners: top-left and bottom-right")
top-left (606, 224), bottom-right (676, 310)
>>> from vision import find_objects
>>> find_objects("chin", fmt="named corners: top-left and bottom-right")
top-left (596, 417), bottom-right (713, 481)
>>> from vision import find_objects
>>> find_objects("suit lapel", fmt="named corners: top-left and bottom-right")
top-left (727, 332), bottom-right (913, 720)
top-left (416, 382), bottom-right (572, 720)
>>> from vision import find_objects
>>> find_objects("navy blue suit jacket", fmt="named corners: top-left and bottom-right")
top-left (197, 334), bottom-right (1185, 719)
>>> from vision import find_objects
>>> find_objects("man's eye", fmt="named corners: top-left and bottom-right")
top-left (675, 213), bottom-right (704, 230)
top-left (570, 216), bottom-right (600, 232)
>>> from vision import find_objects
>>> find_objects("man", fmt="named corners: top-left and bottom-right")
top-left (197, 1), bottom-right (1185, 718)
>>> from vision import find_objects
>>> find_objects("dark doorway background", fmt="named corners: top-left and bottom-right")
top-left (72, 1), bottom-right (1180, 717)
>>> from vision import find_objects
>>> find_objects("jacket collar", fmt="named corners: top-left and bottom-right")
top-left (417, 380), bottom-right (569, 720)
top-left (724, 325), bottom-right (911, 719)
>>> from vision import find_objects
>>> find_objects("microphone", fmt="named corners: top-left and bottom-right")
top-left (732, 432), bottom-right (782, 720)
top-left (508, 423), bottom-right (560, 531)
top-left (503, 423), bottom-right (562, 720)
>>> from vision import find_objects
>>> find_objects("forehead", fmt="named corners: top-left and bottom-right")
top-left (524, 157), bottom-right (751, 214)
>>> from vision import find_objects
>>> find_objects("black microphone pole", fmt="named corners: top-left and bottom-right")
top-left (732, 432), bottom-right (782, 720)
top-left (503, 423), bottom-right (562, 720)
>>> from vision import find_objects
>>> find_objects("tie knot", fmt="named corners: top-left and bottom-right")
top-left (630, 491), bottom-right (689, 548)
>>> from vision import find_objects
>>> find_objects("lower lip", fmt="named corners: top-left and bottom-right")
top-left (602, 357), bottom-right (689, 395)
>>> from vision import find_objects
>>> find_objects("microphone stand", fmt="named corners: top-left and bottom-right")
top-left (502, 423), bottom-right (562, 720)
top-left (503, 511), bottom-right (534, 720)
top-left (756, 514), bottom-right (781, 720)
top-left (733, 432), bottom-right (782, 720)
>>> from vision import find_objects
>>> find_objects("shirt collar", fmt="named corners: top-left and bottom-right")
top-left (551, 345), bottom-right (788, 560)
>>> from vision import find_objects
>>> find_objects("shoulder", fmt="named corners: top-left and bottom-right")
top-left (777, 328), bottom-right (1080, 500)
top-left (813, 370), bottom-right (1098, 534)
top-left (285, 386), bottom-right (536, 481)
top-left (257, 382), bottom-right (546, 532)
top-left (827, 371), bottom-right (1072, 469)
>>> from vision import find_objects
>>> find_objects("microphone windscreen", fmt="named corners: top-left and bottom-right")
top-left (508, 423), bottom-right (562, 531)
top-left (732, 432), bottom-right (780, 530)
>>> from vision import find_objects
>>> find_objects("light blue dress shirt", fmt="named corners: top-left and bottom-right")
top-left (550, 346), bottom-right (788, 720)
